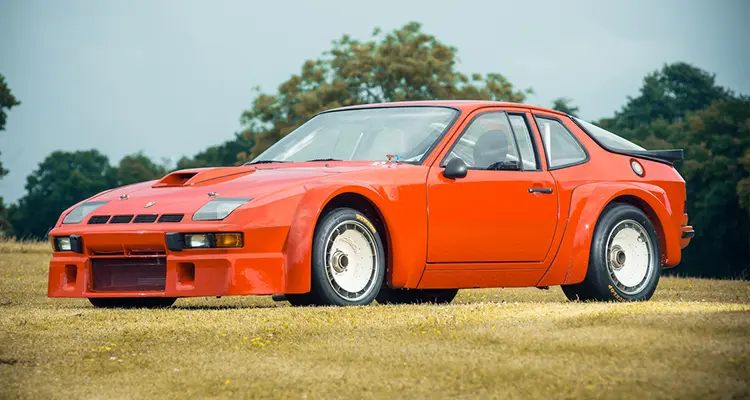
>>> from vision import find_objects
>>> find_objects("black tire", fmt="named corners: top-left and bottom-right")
top-left (376, 288), bottom-right (458, 305)
top-left (88, 297), bottom-right (176, 309)
top-left (562, 203), bottom-right (661, 302)
top-left (304, 207), bottom-right (386, 306)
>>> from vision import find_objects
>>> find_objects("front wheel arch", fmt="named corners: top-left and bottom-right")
top-left (317, 192), bottom-right (391, 282)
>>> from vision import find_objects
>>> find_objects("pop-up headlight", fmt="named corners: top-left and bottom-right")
top-left (62, 201), bottom-right (109, 224)
top-left (192, 198), bottom-right (251, 221)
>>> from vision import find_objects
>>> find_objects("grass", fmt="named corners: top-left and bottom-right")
top-left (1, 241), bottom-right (748, 399)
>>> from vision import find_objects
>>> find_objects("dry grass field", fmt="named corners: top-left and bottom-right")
top-left (1, 239), bottom-right (748, 399)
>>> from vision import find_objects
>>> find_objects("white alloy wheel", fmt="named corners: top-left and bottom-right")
top-left (324, 220), bottom-right (379, 301)
top-left (605, 219), bottom-right (655, 295)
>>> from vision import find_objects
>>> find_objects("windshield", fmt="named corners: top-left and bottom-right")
top-left (251, 107), bottom-right (458, 164)
top-left (574, 118), bottom-right (645, 151)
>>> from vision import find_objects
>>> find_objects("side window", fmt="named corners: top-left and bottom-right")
top-left (535, 116), bottom-right (587, 169)
top-left (443, 112), bottom-right (522, 170)
top-left (508, 114), bottom-right (539, 171)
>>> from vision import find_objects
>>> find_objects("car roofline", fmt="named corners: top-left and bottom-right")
top-left (324, 100), bottom-right (570, 117)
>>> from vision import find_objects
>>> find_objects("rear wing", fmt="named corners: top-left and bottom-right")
top-left (626, 149), bottom-right (684, 165)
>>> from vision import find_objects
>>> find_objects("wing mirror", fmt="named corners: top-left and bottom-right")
top-left (443, 158), bottom-right (468, 179)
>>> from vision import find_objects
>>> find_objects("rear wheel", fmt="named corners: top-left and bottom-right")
top-left (562, 203), bottom-right (660, 302)
top-left (302, 207), bottom-right (385, 306)
top-left (88, 297), bottom-right (176, 309)
top-left (376, 288), bottom-right (458, 305)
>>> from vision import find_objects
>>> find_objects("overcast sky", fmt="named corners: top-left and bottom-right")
top-left (1, 0), bottom-right (749, 202)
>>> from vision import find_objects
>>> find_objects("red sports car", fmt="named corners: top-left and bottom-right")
top-left (48, 101), bottom-right (694, 308)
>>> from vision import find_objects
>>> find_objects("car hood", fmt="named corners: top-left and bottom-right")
top-left (85, 162), bottom-right (398, 216)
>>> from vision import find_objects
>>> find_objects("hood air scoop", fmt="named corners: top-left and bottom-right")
top-left (152, 167), bottom-right (256, 188)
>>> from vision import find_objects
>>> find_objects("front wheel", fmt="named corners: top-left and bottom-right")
top-left (304, 207), bottom-right (386, 306)
top-left (88, 297), bottom-right (176, 308)
top-left (562, 203), bottom-right (661, 302)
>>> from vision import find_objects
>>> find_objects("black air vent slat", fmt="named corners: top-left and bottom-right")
top-left (133, 214), bottom-right (158, 223)
top-left (158, 214), bottom-right (184, 223)
top-left (110, 215), bottom-right (134, 224)
top-left (88, 215), bottom-right (110, 224)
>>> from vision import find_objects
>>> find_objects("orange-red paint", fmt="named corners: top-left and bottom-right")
top-left (47, 101), bottom-right (693, 299)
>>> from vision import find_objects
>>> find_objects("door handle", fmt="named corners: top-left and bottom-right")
top-left (528, 187), bottom-right (553, 194)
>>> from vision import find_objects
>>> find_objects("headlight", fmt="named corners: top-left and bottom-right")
top-left (182, 233), bottom-right (243, 249)
top-left (56, 237), bottom-right (72, 251)
top-left (192, 198), bottom-right (251, 221)
top-left (52, 235), bottom-right (83, 253)
top-left (62, 201), bottom-right (109, 224)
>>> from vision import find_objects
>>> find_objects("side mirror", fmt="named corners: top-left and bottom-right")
top-left (443, 158), bottom-right (468, 179)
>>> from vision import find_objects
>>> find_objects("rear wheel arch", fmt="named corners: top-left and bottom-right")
top-left (606, 195), bottom-right (667, 264)
top-left (562, 184), bottom-right (678, 285)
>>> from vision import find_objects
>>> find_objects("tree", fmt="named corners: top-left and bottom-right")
top-left (673, 97), bottom-right (750, 278)
top-left (0, 73), bottom-right (21, 235)
top-left (116, 152), bottom-right (167, 186)
top-left (9, 150), bottom-right (116, 239)
top-left (1, 73), bottom-right (21, 178)
top-left (551, 97), bottom-right (579, 116)
top-left (610, 62), bottom-right (730, 132)
top-left (602, 62), bottom-right (749, 278)
top-left (176, 131), bottom-right (254, 169)
top-left (240, 22), bottom-right (532, 159)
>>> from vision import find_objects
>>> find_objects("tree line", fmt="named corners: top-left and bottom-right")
top-left (1, 22), bottom-right (748, 278)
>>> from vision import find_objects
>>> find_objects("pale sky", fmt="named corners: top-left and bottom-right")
top-left (1, 0), bottom-right (749, 202)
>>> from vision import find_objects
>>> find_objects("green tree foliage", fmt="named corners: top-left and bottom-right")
top-left (608, 62), bottom-right (730, 131)
top-left (0, 73), bottom-right (20, 132)
top-left (116, 152), bottom-right (167, 186)
top-left (676, 97), bottom-right (750, 278)
top-left (9, 150), bottom-right (116, 238)
top-left (1, 73), bottom-right (21, 178)
top-left (9, 150), bottom-right (169, 239)
top-left (240, 22), bottom-right (531, 159)
top-left (176, 132), bottom-right (254, 169)
top-left (604, 63), bottom-right (749, 278)
top-left (551, 97), bottom-right (579, 116)
top-left (0, 73), bottom-right (21, 234)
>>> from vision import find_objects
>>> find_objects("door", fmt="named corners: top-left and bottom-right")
top-left (427, 110), bottom-right (558, 263)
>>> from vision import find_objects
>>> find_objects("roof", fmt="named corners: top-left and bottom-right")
top-left (328, 100), bottom-right (568, 116)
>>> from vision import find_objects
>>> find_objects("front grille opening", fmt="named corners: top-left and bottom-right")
top-left (158, 214), bottom-right (184, 223)
top-left (110, 215), bottom-right (134, 224)
top-left (91, 251), bottom-right (125, 256)
top-left (91, 258), bottom-right (166, 292)
top-left (133, 214), bottom-right (158, 223)
top-left (129, 250), bottom-right (167, 256)
top-left (88, 215), bottom-right (110, 224)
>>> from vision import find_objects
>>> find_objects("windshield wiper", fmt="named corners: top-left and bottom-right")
top-left (244, 160), bottom-right (289, 165)
top-left (305, 158), bottom-right (343, 162)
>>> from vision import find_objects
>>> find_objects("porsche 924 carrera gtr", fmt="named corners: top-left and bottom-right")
top-left (47, 101), bottom-right (694, 308)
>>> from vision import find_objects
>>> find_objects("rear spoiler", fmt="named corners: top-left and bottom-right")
top-left (626, 149), bottom-right (684, 165)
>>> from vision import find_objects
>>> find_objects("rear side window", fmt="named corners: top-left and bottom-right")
top-left (535, 116), bottom-right (587, 169)
top-left (574, 118), bottom-right (645, 151)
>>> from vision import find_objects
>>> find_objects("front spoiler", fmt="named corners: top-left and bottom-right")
top-left (47, 225), bottom-right (291, 298)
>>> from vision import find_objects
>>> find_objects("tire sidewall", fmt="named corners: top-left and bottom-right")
top-left (588, 204), bottom-right (661, 302)
top-left (311, 208), bottom-right (385, 306)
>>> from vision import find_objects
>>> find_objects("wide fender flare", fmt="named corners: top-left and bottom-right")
top-left (560, 182), bottom-right (680, 285)
top-left (282, 181), bottom-right (391, 293)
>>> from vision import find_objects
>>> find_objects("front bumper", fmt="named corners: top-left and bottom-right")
top-left (47, 225), bottom-right (290, 298)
